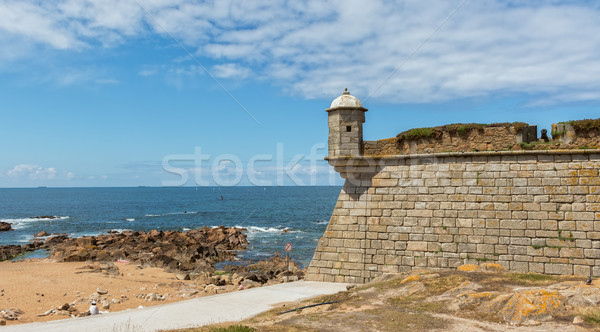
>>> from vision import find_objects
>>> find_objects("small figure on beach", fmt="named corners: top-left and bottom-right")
top-left (238, 281), bottom-right (244, 291)
top-left (89, 301), bottom-right (99, 315)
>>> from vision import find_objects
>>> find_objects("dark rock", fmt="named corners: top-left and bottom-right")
top-left (60, 303), bottom-right (70, 311)
top-left (42, 226), bottom-right (248, 275)
top-left (0, 245), bottom-right (26, 261)
top-left (31, 216), bottom-right (58, 219)
top-left (44, 235), bottom-right (69, 246)
top-left (0, 222), bottom-right (11, 232)
top-left (34, 231), bottom-right (50, 237)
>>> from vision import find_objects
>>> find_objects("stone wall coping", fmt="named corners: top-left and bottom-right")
top-left (326, 149), bottom-right (600, 161)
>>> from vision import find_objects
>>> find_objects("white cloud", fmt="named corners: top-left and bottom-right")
top-left (139, 68), bottom-right (158, 76)
top-left (1, 1), bottom-right (600, 104)
top-left (212, 63), bottom-right (251, 79)
top-left (7, 164), bottom-right (57, 180)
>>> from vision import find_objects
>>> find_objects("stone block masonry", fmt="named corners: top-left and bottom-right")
top-left (305, 150), bottom-right (600, 283)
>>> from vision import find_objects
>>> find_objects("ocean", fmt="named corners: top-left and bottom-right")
top-left (0, 186), bottom-right (341, 267)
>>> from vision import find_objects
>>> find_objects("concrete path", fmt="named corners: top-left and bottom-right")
top-left (3, 281), bottom-right (348, 332)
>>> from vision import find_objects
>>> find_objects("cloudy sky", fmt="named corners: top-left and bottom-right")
top-left (1, 0), bottom-right (599, 187)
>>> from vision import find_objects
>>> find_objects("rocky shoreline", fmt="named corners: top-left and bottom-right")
top-left (0, 226), bottom-right (305, 324)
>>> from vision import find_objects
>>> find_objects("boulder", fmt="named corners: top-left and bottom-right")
top-left (101, 300), bottom-right (111, 309)
top-left (480, 289), bottom-right (566, 325)
top-left (0, 222), bottom-right (11, 232)
top-left (176, 273), bottom-right (190, 281)
top-left (34, 231), bottom-right (50, 237)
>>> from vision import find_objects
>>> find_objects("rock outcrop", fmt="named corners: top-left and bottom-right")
top-left (0, 222), bottom-right (11, 232)
top-left (44, 226), bottom-right (248, 274)
top-left (221, 254), bottom-right (304, 285)
top-left (0, 241), bottom-right (44, 261)
top-left (34, 231), bottom-right (50, 237)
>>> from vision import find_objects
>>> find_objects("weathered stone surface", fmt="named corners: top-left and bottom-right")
top-left (315, 107), bottom-right (600, 284)
top-left (496, 290), bottom-right (565, 324)
top-left (307, 151), bottom-right (600, 283)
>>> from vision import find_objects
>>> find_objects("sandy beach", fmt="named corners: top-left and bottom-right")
top-left (0, 258), bottom-right (211, 325)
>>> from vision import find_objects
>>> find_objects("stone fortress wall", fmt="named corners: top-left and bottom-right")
top-left (305, 90), bottom-right (600, 284)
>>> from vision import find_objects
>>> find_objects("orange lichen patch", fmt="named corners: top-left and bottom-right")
top-left (481, 263), bottom-right (506, 272)
top-left (457, 264), bottom-right (481, 272)
top-left (480, 293), bottom-right (514, 313)
top-left (400, 275), bottom-right (420, 285)
top-left (454, 291), bottom-right (500, 309)
top-left (498, 289), bottom-right (565, 324)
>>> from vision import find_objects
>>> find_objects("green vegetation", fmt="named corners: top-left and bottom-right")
top-left (564, 118), bottom-right (600, 132)
top-left (396, 122), bottom-right (529, 142)
top-left (530, 240), bottom-right (563, 250)
top-left (505, 273), bottom-right (557, 285)
top-left (551, 130), bottom-right (566, 138)
top-left (519, 141), bottom-right (554, 150)
top-left (446, 123), bottom-right (489, 136)
top-left (558, 229), bottom-right (576, 242)
top-left (581, 307), bottom-right (600, 325)
top-left (396, 127), bottom-right (442, 141)
top-left (475, 257), bottom-right (492, 262)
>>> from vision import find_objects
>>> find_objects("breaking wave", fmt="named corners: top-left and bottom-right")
top-left (0, 216), bottom-right (69, 229)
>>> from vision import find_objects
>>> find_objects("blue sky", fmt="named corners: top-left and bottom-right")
top-left (1, 0), bottom-right (600, 187)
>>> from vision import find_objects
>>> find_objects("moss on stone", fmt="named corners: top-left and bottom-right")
top-left (396, 122), bottom-right (529, 142)
top-left (563, 119), bottom-right (600, 132)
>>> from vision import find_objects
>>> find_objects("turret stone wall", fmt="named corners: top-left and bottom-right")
top-left (305, 150), bottom-right (600, 283)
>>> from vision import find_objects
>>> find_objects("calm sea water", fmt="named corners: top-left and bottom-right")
top-left (0, 186), bottom-right (341, 267)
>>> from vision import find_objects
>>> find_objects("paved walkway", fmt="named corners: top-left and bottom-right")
top-left (3, 281), bottom-right (348, 332)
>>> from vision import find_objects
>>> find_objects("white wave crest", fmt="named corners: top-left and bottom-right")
top-left (237, 226), bottom-right (304, 234)
top-left (125, 218), bottom-right (135, 222)
top-left (0, 216), bottom-right (69, 229)
top-left (110, 229), bottom-right (132, 233)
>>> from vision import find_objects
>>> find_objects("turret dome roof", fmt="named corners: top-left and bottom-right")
top-left (330, 88), bottom-right (363, 109)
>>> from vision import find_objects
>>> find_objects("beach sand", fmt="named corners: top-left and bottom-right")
top-left (0, 259), bottom-right (207, 325)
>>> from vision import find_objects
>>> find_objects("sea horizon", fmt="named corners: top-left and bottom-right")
top-left (0, 186), bottom-right (341, 268)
